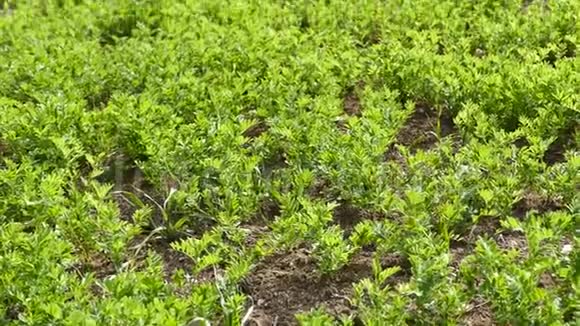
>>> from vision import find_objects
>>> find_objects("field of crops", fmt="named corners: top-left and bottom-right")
top-left (1, 0), bottom-right (578, 325)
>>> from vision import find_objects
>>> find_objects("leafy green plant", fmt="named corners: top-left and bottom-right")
top-left (312, 225), bottom-right (354, 274)
top-left (0, 0), bottom-right (577, 324)
top-left (296, 308), bottom-right (337, 326)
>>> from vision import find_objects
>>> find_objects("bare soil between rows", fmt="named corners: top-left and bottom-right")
top-left (242, 248), bottom-right (409, 325)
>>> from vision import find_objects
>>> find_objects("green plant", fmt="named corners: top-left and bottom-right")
top-left (115, 187), bottom-right (190, 245)
top-left (0, 0), bottom-right (577, 324)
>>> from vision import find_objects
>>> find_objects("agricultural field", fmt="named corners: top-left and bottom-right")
top-left (0, 0), bottom-right (578, 325)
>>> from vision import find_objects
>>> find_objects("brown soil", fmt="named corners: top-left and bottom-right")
top-left (77, 253), bottom-right (116, 280)
top-left (4, 304), bottom-right (22, 321)
top-left (112, 181), bottom-right (170, 228)
top-left (450, 240), bottom-right (472, 271)
top-left (243, 121), bottom-right (270, 138)
top-left (463, 216), bottom-right (502, 242)
top-left (451, 216), bottom-right (529, 268)
top-left (242, 248), bottom-right (409, 325)
top-left (362, 29), bottom-right (381, 47)
top-left (449, 217), bottom-right (500, 271)
top-left (79, 234), bottom-right (211, 297)
top-left (460, 297), bottom-right (495, 326)
top-left (144, 238), bottom-right (195, 282)
top-left (462, 216), bottom-right (527, 253)
top-left (239, 201), bottom-right (277, 250)
top-left (543, 139), bottom-right (567, 165)
top-left (77, 237), bottom-right (193, 279)
top-left (70, 252), bottom-right (117, 296)
top-left (343, 81), bottom-right (365, 117)
top-left (332, 203), bottom-right (388, 235)
top-left (147, 238), bottom-right (219, 297)
top-left (241, 223), bottom-right (270, 248)
top-left (384, 144), bottom-right (408, 167)
top-left (512, 191), bottom-right (564, 218)
top-left (513, 137), bottom-right (530, 148)
top-left (105, 160), bottom-right (195, 234)
top-left (308, 177), bottom-right (335, 200)
top-left (130, 235), bottom-right (222, 298)
top-left (257, 197), bottom-right (281, 222)
top-left (385, 103), bottom-right (457, 164)
top-left (494, 231), bottom-right (528, 255)
top-left (396, 103), bottom-right (456, 150)
top-left (543, 123), bottom-right (578, 165)
top-left (113, 190), bottom-right (138, 222)
top-left (538, 272), bottom-right (556, 288)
